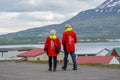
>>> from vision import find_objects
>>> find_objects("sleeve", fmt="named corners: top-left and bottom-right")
top-left (44, 37), bottom-right (49, 52)
top-left (62, 32), bottom-right (66, 45)
top-left (74, 31), bottom-right (77, 43)
top-left (57, 37), bottom-right (61, 49)
top-left (62, 32), bottom-right (66, 50)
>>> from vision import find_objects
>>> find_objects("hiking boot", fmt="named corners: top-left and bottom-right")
top-left (48, 68), bottom-right (52, 71)
top-left (61, 67), bottom-right (66, 70)
top-left (73, 67), bottom-right (77, 70)
top-left (53, 68), bottom-right (56, 72)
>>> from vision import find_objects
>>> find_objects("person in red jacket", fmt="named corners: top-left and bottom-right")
top-left (44, 29), bottom-right (61, 71)
top-left (62, 24), bottom-right (77, 70)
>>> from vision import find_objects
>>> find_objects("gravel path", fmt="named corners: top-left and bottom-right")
top-left (0, 62), bottom-right (120, 80)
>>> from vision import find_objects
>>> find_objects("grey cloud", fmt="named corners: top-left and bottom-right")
top-left (12, 14), bottom-right (41, 22)
top-left (0, 0), bottom-right (84, 13)
top-left (0, 0), bottom-right (32, 12)
top-left (0, 0), bottom-right (59, 12)
top-left (11, 12), bottom-right (65, 22)
top-left (0, 0), bottom-right (104, 34)
top-left (0, 0), bottom-right (27, 12)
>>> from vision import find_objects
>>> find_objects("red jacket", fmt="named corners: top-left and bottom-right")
top-left (62, 30), bottom-right (77, 52)
top-left (44, 36), bottom-right (61, 56)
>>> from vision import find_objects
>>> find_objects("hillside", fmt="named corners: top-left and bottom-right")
top-left (0, 0), bottom-right (120, 44)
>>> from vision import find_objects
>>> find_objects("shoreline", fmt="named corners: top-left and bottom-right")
top-left (0, 41), bottom-right (120, 45)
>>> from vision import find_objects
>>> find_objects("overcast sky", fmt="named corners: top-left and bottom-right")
top-left (0, 0), bottom-right (105, 35)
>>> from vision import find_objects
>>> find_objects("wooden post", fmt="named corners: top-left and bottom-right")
top-left (2, 52), bottom-right (4, 57)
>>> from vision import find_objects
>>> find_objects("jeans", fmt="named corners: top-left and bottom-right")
top-left (63, 51), bottom-right (77, 68)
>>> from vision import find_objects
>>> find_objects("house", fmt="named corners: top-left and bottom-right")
top-left (107, 47), bottom-right (120, 57)
top-left (0, 47), bottom-right (33, 59)
top-left (107, 47), bottom-right (120, 61)
top-left (17, 48), bottom-right (47, 61)
top-left (96, 48), bottom-right (110, 56)
top-left (76, 56), bottom-right (119, 64)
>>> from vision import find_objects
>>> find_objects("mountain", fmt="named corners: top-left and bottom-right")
top-left (65, 0), bottom-right (120, 39)
top-left (0, 0), bottom-right (120, 41)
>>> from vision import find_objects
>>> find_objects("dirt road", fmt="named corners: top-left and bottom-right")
top-left (0, 62), bottom-right (120, 80)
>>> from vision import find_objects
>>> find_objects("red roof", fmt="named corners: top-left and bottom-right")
top-left (77, 56), bottom-right (114, 64)
top-left (17, 48), bottom-right (45, 57)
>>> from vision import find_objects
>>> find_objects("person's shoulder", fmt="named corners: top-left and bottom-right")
top-left (71, 30), bottom-right (76, 33)
top-left (46, 36), bottom-right (51, 39)
top-left (63, 31), bottom-right (66, 33)
top-left (62, 31), bottom-right (67, 34)
top-left (47, 36), bottom-right (50, 38)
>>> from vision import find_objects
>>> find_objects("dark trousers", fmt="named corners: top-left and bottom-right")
top-left (48, 56), bottom-right (57, 70)
top-left (63, 51), bottom-right (77, 68)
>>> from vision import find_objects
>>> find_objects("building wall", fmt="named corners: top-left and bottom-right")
top-left (26, 53), bottom-right (47, 61)
top-left (109, 57), bottom-right (120, 64)
top-left (39, 53), bottom-right (48, 61)
top-left (27, 57), bottom-right (35, 61)
top-left (1, 51), bottom-right (26, 58)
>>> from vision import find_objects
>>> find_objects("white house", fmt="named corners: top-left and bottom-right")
top-left (0, 47), bottom-right (33, 60)
top-left (96, 48), bottom-right (110, 56)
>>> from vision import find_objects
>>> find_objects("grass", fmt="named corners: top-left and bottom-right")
top-left (79, 63), bottom-right (120, 69)
top-left (0, 60), bottom-right (48, 64)
top-left (0, 60), bottom-right (120, 69)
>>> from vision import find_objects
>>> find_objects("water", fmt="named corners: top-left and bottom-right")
top-left (0, 42), bottom-right (120, 54)
top-left (0, 44), bottom-right (44, 48)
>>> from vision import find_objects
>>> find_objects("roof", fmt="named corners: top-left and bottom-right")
top-left (77, 54), bottom-right (96, 56)
top-left (0, 47), bottom-right (34, 52)
top-left (107, 47), bottom-right (120, 56)
top-left (96, 48), bottom-right (110, 56)
top-left (75, 48), bottom-right (104, 55)
top-left (77, 56), bottom-right (114, 64)
top-left (17, 48), bottom-right (45, 57)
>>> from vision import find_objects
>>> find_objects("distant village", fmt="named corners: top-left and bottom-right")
top-left (78, 38), bottom-right (120, 43)
top-left (0, 46), bottom-right (120, 64)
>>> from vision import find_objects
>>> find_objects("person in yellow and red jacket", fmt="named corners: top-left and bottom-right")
top-left (44, 29), bottom-right (61, 71)
top-left (62, 24), bottom-right (77, 70)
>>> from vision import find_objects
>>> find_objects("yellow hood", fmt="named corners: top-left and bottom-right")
top-left (49, 35), bottom-right (57, 40)
top-left (65, 27), bottom-right (72, 32)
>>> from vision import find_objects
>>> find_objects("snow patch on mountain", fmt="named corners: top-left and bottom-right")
top-left (107, 0), bottom-right (120, 8)
top-left (97, 0), bottom-right (120, 9)
top-left (95, 0), bottom-right (120, 13)
top-left (118, 9), bottom-right (120, 13)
